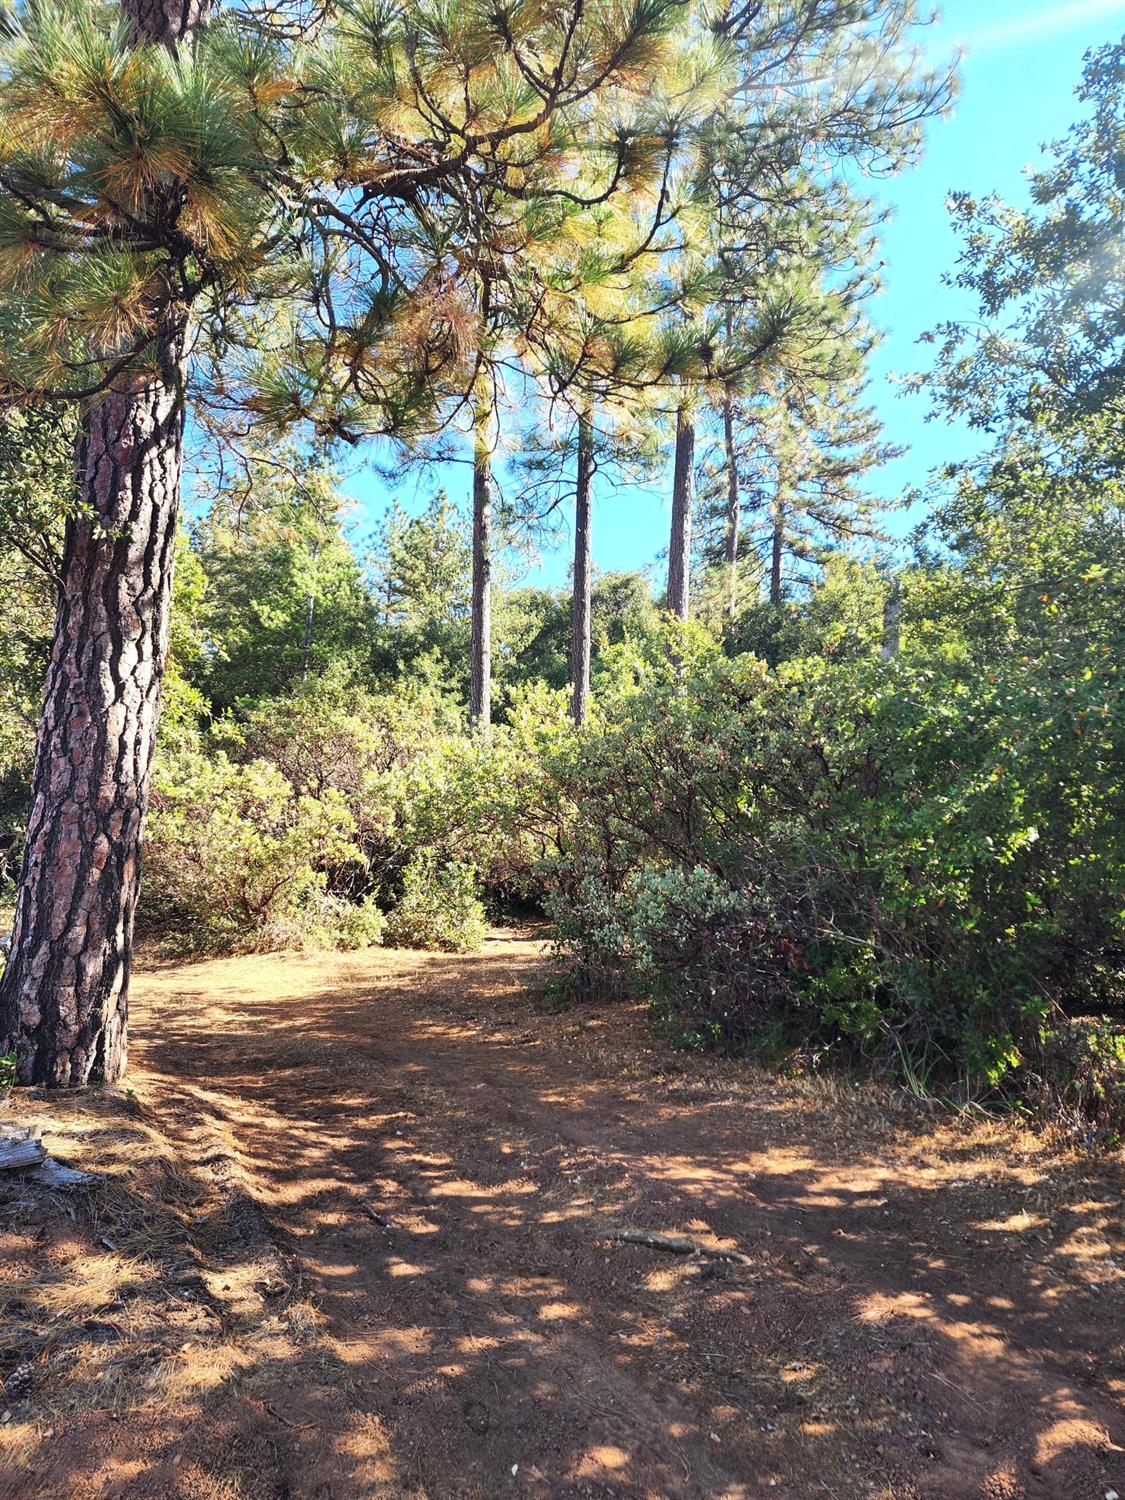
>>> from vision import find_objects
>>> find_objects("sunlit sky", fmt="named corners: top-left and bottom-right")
top-left (341, 0), bottom-right (1125, 590)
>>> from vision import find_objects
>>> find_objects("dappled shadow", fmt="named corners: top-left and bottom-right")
top-left (4, 935), bottom-right (1122, 1498)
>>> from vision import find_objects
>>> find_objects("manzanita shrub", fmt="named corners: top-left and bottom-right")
top-left (538, 631), bottom-right (1123, 1122)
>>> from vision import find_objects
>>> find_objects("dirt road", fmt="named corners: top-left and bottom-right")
top-left (3, 934), bottom-right (1123, 1498)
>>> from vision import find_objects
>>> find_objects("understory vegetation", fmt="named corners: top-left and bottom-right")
top-left (0, 0), bottom-right (1118, 1130)
top-left (8, 439), bottom-right (1121, 1128)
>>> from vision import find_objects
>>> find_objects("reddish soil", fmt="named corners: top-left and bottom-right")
top-left (2, 933), bottom-right (1123, 1499)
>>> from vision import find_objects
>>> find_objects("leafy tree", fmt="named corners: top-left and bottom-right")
top-left (923, 40), bottom-right (1125, 459)
top-left (195, 503), bottom-right (371, 714)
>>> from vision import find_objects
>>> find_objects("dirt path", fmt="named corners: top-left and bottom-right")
top-left (3, 934), bottom-right (1123, 1499)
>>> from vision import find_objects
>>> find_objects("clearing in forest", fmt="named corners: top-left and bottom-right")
top-left (1, 934), bottom-right (1122, 1500)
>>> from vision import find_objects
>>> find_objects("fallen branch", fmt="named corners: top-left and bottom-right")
top-left (0, 1135), bottom-right (46, 1172)
top-left (600, 1225), bottom-right (753, 1266)
top-left (31, 1158), bottom-right (95, 1189)
top-left (0, 1130), bottom-right (94, 1186)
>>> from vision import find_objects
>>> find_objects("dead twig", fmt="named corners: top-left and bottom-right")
top-left (600, 1225), bottom-right (754, 1267)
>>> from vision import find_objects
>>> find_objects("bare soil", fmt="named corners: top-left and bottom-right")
top-left (1, 933), bottom-right (1123, 1500)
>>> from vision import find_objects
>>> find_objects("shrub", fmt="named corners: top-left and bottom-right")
top-left (384, 851), bottom-right (487, 952)
top-left (537, 637), bottom-right (1124, 1103)
top-left (143, 747), bottom-right (378, 954)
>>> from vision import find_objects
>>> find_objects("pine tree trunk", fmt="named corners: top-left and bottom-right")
top-left (469, 402), bottom-right (492, 731)
top-left (769, 494), bottom-right (785, 607)
top-left (570, 409), bottom-right (594, 725)
top-left (0, 0), bottom-right (200, 1086)
top-left (0, 335), bottom-right (187, 1085)
top-left (722, 392), bottom-right (740, 618)
top-left (667, 406), bottom-right (694, 621)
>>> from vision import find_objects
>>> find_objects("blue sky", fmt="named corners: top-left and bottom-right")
top-left (344, 0), bottom-right (1125, 590)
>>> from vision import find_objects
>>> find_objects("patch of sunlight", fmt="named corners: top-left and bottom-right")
top-left (147, 1342), bottom-right (254, 1400)
top-left (345, 1327), bottom-right (433, 1360)
top-left (644, 1268), bottom-right (682, 1292)
top-left (1034, 1416), bottom-right (1104, 1467)
top-left (574, 1443), bottom-right (631, 1475)
top-left (0, 1418), bottom-right (40, 1471)
top-left (455, 1334), bottom-right (501, 1353)
top-left (856, 1290), bottom-right (934, 1324)
top-left (536, 1301), bottom-right (581, 1321)
top-left (971, 1211), bottom-right (1045, 1233)
top-left (386, 1259), bottom-right (428, 1277)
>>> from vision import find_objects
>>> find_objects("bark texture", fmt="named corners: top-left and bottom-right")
top-left (469, 407), bottom-right (493, 731)
top-left (125, 0), bottom-right (208, 49)
top-left (667, 406), bottom-right (694, 621)
top-left (1, 338), bottom-right (187, 1084)
top-left (722, 392), bottom-right (740, 618)
top-left (569, 409), bottom-right (594, 725)
top-left (0, 0), bottom-right (200, 1086)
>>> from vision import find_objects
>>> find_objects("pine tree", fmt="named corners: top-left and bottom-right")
top-left (0, 0), bottom-right (693, 1083)
top-left (704, 375), bottom-right (901, 607)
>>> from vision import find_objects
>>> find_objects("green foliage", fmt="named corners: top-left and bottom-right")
top-left (143, 743), bottom-right (378, 954)
top-left (192, 462), bottom-right (372, 713)
top-left (385, 851), bottom-right (487, 953)
top-left (536, 621), bottom-right (1123, 1108)
top-left (366, 494), bottom-right (471, 688)
top-left (922, 40), bottom-right (1125, 454)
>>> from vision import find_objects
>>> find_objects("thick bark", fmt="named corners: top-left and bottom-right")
top-left (0, 0), bottom-right (200, 1089)
top-left (667, 406), bottom-right (694, 621)
top-left (722, 392), bottom-right (740, 619)
top-left (125, 0), bottom-right (208, 49)
top-left (569, 409), bottom-right (594, 725)
top-left (0, 334), bottom-right (187, 1085)
top-left (769, 493), bottom-right (785, 607)
top-left (469, 404), bottom-right (492, 732)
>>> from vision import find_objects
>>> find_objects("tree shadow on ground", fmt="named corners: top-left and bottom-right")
top-left (3, 938), bottom-right (1122, 1499)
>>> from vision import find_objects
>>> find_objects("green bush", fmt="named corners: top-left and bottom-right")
top-left (536, 631), bottom-right (1124, 1111)
top-left (385, 851), bottom-right (487, 952)
top-left (143, 747), bottom-right (381, 954)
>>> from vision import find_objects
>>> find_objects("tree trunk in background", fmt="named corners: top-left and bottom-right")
top-left (0, 333), bottom-right (187, 1085)
top-left (124, 0), bottom-right (208, 49)
top-left (0, 0), bottom-right (203, 1086)
top-left (469, 400), bottom-right (493, 732)
top-left (769, 494), bottom-right (785, 607)
top-left (667, 406), bottom-right (694, 621)
top-left (881, 578), bottom-right (902, 661)
top-left (722, 392), bottom-right (740, 618)
top-left (570, 409), bottom-right (594, 725)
